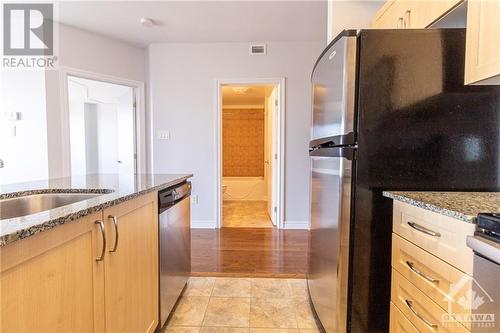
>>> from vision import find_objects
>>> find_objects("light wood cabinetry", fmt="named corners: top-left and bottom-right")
top-left (373, 0), bottom-right (463, 29)
top-left (103, 193), bottom-right (159, 333)
top-left (411, 0), bottom-right (462, 27)
top-left (390, 302), bottom-right (420, 333)
top-left (373, 0), bottom-right (414, 29)
top-left (372, 0), bottom-right (500, 84)
top-left (392, 269), bottom-right (469, 333)
top-left (0, 193), bottom-right (159, 333)
top-left (392, 201), bottom-right (475, 275)
top-left (465, 0), bottom-right (500, 84)
top-left (392, 234), bottom-right (472, 329)
top-left (0, 212), bottom-right (105, 332)
top-left (390, 201), bottom-right (475, 333)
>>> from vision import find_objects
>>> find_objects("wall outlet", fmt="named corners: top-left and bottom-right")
top-left (157, 130), bottom-right (171, 140)
top-left (192, 195), bottom-right (199, 204)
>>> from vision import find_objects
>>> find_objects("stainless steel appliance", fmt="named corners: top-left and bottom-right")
top-left (466, 213), bottom-right (500, 333)
top-left (308, 29), bottom-right (500, 333)
top-left (158, 181), bottom-right (191, 328)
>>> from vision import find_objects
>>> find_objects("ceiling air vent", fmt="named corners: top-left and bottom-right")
top-left (249, 44), bottom-right (266, 56)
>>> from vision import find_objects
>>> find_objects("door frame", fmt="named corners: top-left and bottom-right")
top-left (214, 78), bottom-right (286, 229)
top-left (59, 66), bottom-right (147, 175)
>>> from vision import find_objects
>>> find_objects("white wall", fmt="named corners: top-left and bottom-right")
top-left (148, 41), bottom-right (324, 228)
top-left (45, 23), bottom-right (147, 178)
top-left (327, 0), bottom-right (384, 43)
top-left (0, 70), bottom-right (49, 185)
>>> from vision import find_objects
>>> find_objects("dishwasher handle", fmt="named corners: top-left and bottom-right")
top-left (159, 182), bottom-right (191, 213)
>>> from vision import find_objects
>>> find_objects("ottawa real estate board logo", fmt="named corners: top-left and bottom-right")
top-left (2, 3), bottom-right (57, 69)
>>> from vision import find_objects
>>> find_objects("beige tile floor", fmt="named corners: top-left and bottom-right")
top-left (164, 277), bottom-right (323, 333)
top-left (223, 201), bottom-right (274, 228)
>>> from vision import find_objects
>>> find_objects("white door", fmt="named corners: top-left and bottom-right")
top-left (116, 89), bottom-right (135, 174)
top-left (266, 87), bottom-right (278, 226)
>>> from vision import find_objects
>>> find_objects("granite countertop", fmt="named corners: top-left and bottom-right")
top-left (383, 191), bottom-right (500, 223)
top-left (0, 173), bottom-right (192, 247)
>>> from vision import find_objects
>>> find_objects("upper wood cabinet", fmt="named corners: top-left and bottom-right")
top-left (465, 0), bottom-right (500, 84)
top-left (372, 0), bottom-right (463, 29)
top-left (411, 0), bottom-right (462, 27)
top-left (0, 212), bottom-right (105, 332)
top-left (372, 0), bottom-right (413, 29)
top-left (0, 193), bottom-right (159, 333)
top-left (103, 193), bottom-right (159, 333)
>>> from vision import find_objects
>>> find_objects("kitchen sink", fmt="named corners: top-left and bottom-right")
top-left (0, 192), bottom-right (103, 220)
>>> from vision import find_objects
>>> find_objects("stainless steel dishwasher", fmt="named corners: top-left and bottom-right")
top-left (158, 181), bottom-right (191, 329)
top-left (466, 213), bottom-right (499, 333)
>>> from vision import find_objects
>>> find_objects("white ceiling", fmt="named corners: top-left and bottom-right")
top-left (57, 1), bottom-right (327, 47)
top-left (222, 85), bottom-right (271, 105)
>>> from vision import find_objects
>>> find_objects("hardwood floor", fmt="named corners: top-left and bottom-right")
top-left (191, 228), bottom-right (309, 278)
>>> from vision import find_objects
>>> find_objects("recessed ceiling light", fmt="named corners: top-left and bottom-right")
top-left (140, 18), bottom-right (154, 27)
top-left (232, 87), bottom-right (249, 94)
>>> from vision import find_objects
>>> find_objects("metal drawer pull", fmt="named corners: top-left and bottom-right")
top-left (406, 261), bottom-right (439, 283)
top-left (95, 220), bottom-right (106, 261)
top-left (108, 215), bottom-right (119, 252)
top-left (405, 299), bottom-right (438, 328)
top-left (407, 221), bottom-right (441, 237)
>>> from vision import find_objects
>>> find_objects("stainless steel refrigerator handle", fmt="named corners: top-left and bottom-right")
top-left (406, 261), bottom-right (439, 283)
top-left (407, 221), bottom-right (441, 237)
top-left (95, 220), bottom-right (106, 261)
top-left (405, 299), bottom-right (438, 328)
top-left (108, 215), bottom-right (119, 252)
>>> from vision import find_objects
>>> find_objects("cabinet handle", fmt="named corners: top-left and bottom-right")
top-left (407, 221), bottom-right (441, 237)
top-left (95, 220), bottom-right (106, 261)
top-left (406, 261), bottom-right (440, 283)
top-left (397, 17), bottom-right (404, 28)
top-left (404, 10), bottom-right (411, 28)
top-left (108, 215), bottom-right (119, 252)
top-left (405, 299), bottom-right (438, 328)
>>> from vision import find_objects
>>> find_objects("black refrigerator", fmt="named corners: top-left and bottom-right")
top-left (307, 29), bottom-right (500, 333)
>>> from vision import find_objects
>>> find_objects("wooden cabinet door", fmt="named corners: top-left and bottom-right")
top-left (373, 0), bottom-right (415, 29)
top-left (465, 0), bottom-right (500, 84)
top-left (411, 0), bottom-right (463, 28)
top-left (373, 0), bottom-right (406, 28)
top-left (103, 193), bottom-right (158, 333)
top-left (0, 212), bottom-right (105, 332)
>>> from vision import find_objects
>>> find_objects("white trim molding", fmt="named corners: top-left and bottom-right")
top-left (191, 220), bottom-right (217, 229)
top-left (58, 66), bottom-right (147, 176)
top-left (283, 221), bottom-right (310, 230)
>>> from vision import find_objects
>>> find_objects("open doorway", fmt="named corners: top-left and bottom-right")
top-left (218, 81), bottom-right (283, 228)
top-left (67, 76), bottom-right (136, 176)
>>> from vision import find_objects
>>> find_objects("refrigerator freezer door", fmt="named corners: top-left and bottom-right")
top-left (311, 35), bottom-right (357, 143)
top-left (308, 148), bottom-right (354, 333)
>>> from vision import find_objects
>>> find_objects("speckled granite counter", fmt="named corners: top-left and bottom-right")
top-left (383, 191), bottom-right (500, 223)
top-left (0, 174), bottom-right (192, 247)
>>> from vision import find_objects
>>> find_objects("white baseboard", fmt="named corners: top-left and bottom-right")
top-left (191, 220), bottom-right (216, 229)
top-left (283, 220), bottom-right (309, 230)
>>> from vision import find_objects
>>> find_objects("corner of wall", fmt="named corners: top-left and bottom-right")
top-left (191, 220), bottom-right (217, 229)
top-left (283, 220), bottom-right (310, 230)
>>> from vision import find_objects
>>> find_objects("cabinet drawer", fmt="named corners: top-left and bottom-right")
top-left (390, 301), bottom-right (419, 333)
top-left (391, 269), bottom-right (468, 333)
top-left (392, 233), bottom-right (472, 330)
top-left (392, 201), bottom-right (475, 274)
